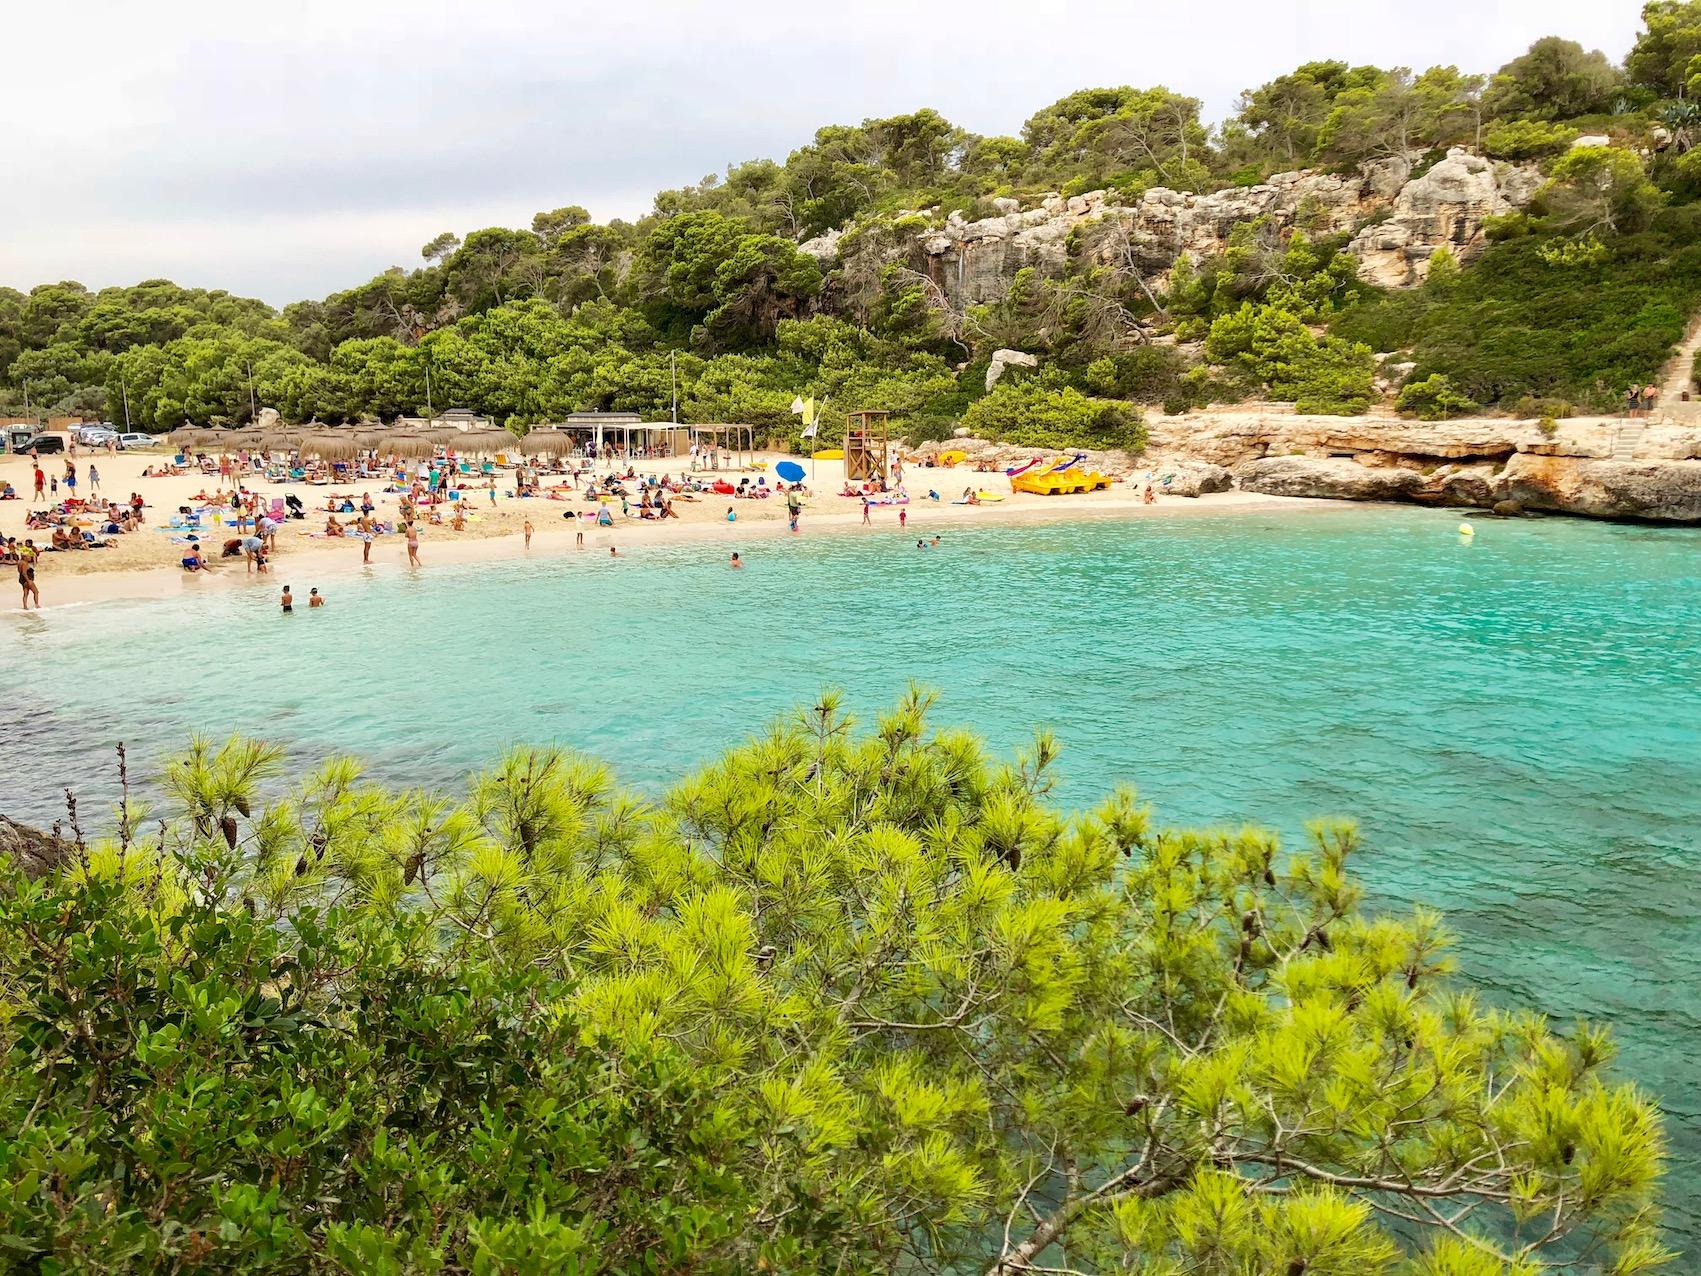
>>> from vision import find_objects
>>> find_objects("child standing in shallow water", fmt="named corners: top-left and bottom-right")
top-left (280, 586), bottom-right (294, 614)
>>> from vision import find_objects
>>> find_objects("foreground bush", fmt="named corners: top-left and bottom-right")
top-left (0, 694), bottom-right (1672, 1273)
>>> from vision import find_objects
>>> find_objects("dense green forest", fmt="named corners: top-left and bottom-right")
top-left (7, 6), bottom-right (1701, 443)
top-left (0, 698), bottom-right (1672, 1272)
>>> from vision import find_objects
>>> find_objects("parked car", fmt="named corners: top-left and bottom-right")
top-left (116, 432), bottom-right (156, 450)
top-left (20, 433), bottom-right (65, 454)
top-left (75, 424), bottom-right (117, 446)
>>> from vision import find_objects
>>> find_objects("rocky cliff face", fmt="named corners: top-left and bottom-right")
top-left (800, 150), bottom-right (1541, 309)
top-left (1348, 150), bottom-right (1544, 287)
top-left (1148, 414), bottom-right (1701, 522)
top-left (905, 415), bottom-right (1701, 523)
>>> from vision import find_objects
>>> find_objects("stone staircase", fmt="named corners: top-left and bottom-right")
top-left (1611, 420), bottom-right (1645, 461)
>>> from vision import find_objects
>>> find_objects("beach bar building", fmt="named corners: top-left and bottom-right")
top-left (529, 412), bottom-right (692, 458)
top-left (687, 423), bottom-right (757, 470)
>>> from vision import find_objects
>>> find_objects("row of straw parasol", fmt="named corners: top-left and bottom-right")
top-left (168, 425), bottom-right (524, 459)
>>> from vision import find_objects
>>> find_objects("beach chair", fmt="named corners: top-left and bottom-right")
top-left (267, 498), bottom-right (286, 522)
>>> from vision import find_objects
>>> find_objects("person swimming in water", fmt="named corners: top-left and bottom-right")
top-left (730, 551), bottom-right (743, 568)
top-left (308, 587), bottom-right (324, 608)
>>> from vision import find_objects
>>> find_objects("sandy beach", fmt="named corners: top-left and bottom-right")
top-left (0, 445), bottom-right (1338, 611)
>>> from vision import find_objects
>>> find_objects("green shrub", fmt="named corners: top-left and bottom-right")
top-left (0, 706), bottom-right (1672, 1273)
top-left (1082, 345), bottom-right (1190, 404)
top-left (0, 873), bottom-right (828, 1273)
top-left (1331, 210), bottom-right (1701, 411)
top-left (959, 377), bottom-right (1147, 450)
top-left (1290, 336), bottom-right (1378, 414)
top-left (1396, 373), bottom-right (1480, 420)
top-left (1510, 394), bottom-right (1577, 419)
top-left (1483, 120), bottom-right (1580, 160)
top-left (1206, 303), bottom-right (1376, 414)
top-left (1483, 211), bottom-right (1535, 241)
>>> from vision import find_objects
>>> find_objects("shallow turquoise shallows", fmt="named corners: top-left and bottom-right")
top-left (5, 506), bottom-right (1699, 1248)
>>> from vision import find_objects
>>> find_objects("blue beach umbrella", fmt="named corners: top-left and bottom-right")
top-left (776, 460), bottom-right (806, 483)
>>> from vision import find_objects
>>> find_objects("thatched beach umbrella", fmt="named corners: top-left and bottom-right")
top-left (382, 434), bottom-right (437, 459)
top-left (414, 426), bottom-right (461, 444)
top-left (524, 431), bottom-right (576, 456)
top-left (304, 432), bottom-right (361, 460)
top-left (461, 429), bottom-right (518, 455)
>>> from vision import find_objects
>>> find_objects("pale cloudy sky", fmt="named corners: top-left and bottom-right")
top-left (2, 0), bottom-right (1643, 307)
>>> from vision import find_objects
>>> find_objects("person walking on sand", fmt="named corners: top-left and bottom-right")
top-left (17, 540), bottom-right (40, 610)
top-left (405, 520), bottom-right (421, 567)
top-left (899, 507), bottom-right (907, 531)
top-left (87, 463), bottom-right (99, 494)
top-left (356, 512), bottom-right (374, 563)
top-left (32, 465), bottom-right (44, 503)
top-left (861, 495), bottom-right (871, 525)
top-left (523, 517), bottom-right (533, 548)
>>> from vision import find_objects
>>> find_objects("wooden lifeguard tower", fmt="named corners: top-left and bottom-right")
top-left (844, 411), bottom-right (889, 481)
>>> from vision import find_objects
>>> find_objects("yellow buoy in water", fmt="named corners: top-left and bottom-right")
top-left (1458, 522), bottom-right (1475, 537)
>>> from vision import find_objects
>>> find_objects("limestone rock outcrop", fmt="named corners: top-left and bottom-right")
top-left (897, 415), bottom-right (1701, 521)
top-left (0, 814), bottom-right (70, 880)
top-left (1143, 413), bottom-right (1701, 522)
top-left (1236, 455), bottom-right (1427, 502)
top-left (1347, 149), bottom-right (1543, 287)
top-left (813, 153), bottom-right (1539, 309)
top-left (1149, 458), bottom-right (1234, 497)
top-left (1500, 454), bottom-right (1701, 521)
top-left (986, 348), bottom-right (1038, 391)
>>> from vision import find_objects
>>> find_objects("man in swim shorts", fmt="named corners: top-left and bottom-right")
top-left (281, 586), bottom-right (294, 614)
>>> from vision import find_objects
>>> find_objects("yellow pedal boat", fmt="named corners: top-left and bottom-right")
top-left (1009, 457), bottom-right (1113, 495)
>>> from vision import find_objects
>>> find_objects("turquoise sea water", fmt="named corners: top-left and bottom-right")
top-left (3, 506), bottom-right (1698, 1246)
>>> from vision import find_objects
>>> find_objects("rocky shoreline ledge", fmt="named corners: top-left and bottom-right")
top-left (916, 413), bottom-right (1701, 523)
